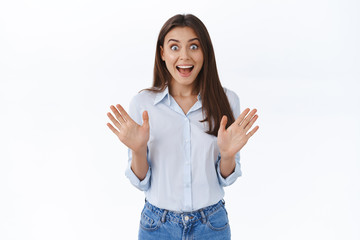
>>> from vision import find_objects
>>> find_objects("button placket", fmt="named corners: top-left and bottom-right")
top-left (183, 116), bottom-right (192, 211)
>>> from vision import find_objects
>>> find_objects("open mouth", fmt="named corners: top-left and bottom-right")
top-left (176, 65), bottom-right (194, 76)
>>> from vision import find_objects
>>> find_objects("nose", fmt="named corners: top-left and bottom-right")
top-left (179, 47), bottom-right (190, 60)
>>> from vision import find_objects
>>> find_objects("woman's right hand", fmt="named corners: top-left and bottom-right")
top-left (106, 104), bottom-right (150, 154)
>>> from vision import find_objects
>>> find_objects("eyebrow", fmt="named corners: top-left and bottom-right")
top-left (167, 38), bottom-right (200, 43)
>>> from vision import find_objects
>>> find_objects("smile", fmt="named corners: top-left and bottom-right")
top-left (176, 65), bottom-right (194, 77)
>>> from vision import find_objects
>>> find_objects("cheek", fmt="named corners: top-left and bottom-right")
top-left (163, 50), bottom-right (177, 62)
top-left (164, 61), bottom-right (174, 73)
top-left (193, 52), bottom-right (204, 66)
top-left (167, 54), bottom-right (177, 63)
top-left (164, 55), bottom-right (177, 70)
top-left (195, 56), bottom-right (204, 69)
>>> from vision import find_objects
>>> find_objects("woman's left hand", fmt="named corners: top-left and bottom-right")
top-left (217, 108), bottom-right (259, 159)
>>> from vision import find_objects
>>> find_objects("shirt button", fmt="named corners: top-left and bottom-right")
top-left (184, 216), bottom-right (189, 221)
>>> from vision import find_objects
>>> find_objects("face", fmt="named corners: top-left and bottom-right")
top-left (161, 27), bottom-right (204, 91)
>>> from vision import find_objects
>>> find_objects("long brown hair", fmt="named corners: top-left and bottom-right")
top-left (144, 14), bottom-right (235, 137)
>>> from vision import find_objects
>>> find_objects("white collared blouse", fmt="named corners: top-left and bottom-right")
top-left (125, 86), bottom-right (242, 212)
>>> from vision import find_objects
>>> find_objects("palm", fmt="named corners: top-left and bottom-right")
top-left (107, 104), bottom-right (150, 153)
top-left (217, 108), bottom-right (259, 158)
top-left (117, 119), bottom-right (149, 151)
top-left (218, 124), bottom-right (248, 157)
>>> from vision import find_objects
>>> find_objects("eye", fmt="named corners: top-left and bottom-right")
top-left (170, 45), bottom-right (179, 51)
top-left (190, 44), bottom-right (199, 50)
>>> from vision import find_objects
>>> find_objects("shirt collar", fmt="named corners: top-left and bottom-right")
top-left (153, 85), bottom-right (202, 106)
top-left (154, 86), bottom-right (170, 106)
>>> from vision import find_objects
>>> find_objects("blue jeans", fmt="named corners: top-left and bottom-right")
top-left (138, 199), bottom-right (231, 240)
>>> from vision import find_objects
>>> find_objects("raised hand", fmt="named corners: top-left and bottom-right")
top-left (217, 108), bottom-right (259, 159)
top-left (106, 104), bottom-right (150, 154)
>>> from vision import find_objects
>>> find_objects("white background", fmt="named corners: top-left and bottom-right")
top-left (1, 0), bottom-right (359, 239)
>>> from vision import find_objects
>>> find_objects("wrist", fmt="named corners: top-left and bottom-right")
top-left (220, 152), bottom-right (236, 162)
top-left (219, 154), bottom-right (236, 178)
top-left (132, 146), bottom-right (147, 157)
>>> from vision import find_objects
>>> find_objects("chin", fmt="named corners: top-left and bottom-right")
top-left (172, 77), bottom-right (196, 86)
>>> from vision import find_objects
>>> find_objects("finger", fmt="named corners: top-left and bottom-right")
top-left (142, 111), bottom-right (149, 128)
top-left (116, 104), bottom-right (132, 123)
top-left (107, 112), bottom-right (122, 130)
top-left (219, 115), bottom-right (227, 133)
top-left (240, 108), bottom-right (257, 128)
top-left (235, 108), bottom-right (250, 125)
top-left (246, 125), bottom-right (259, 138)
top-left (244, 114), bottom-right (258, 132)
top-left (110, 105), bottom-right (126, 124)
top-left (106, 122), bottom-right (120, 137)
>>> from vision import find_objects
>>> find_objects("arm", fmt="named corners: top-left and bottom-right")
top-left (125, 147), bottom-right (151, 191)
top-left (131, 148), bottom-right (149, 181)
top-left (219, 154), bottom-right (236, 179)
top-left (107, 96), bottom-right (151, 191)
top-left (216, 90), bottom-right (259, 186)
top-left (216, 151), bottom-right (241, 187)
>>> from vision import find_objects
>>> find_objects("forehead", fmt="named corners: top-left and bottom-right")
top-left (164, 26), bottom-right (199, 42)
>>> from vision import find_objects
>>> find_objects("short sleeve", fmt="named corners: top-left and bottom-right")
top-left (124, 94), bottom-right (151, 191)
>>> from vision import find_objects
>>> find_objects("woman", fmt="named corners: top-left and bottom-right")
top-left (106, 14), bottom-right (259, 240)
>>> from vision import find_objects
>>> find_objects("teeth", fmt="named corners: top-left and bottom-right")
top-left (177, 65), bottom-right (193, 69)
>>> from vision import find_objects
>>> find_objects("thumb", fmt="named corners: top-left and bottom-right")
top-left (219, 115), bottom-right (227, 133)
top-left (142, 110), bottom-right (149, 128)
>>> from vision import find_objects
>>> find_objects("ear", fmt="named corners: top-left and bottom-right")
top-left (160, 46), bottom-right (165, 61)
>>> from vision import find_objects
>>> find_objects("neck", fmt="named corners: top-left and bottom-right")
top-left (169, 80), bottom-right (198, 98)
